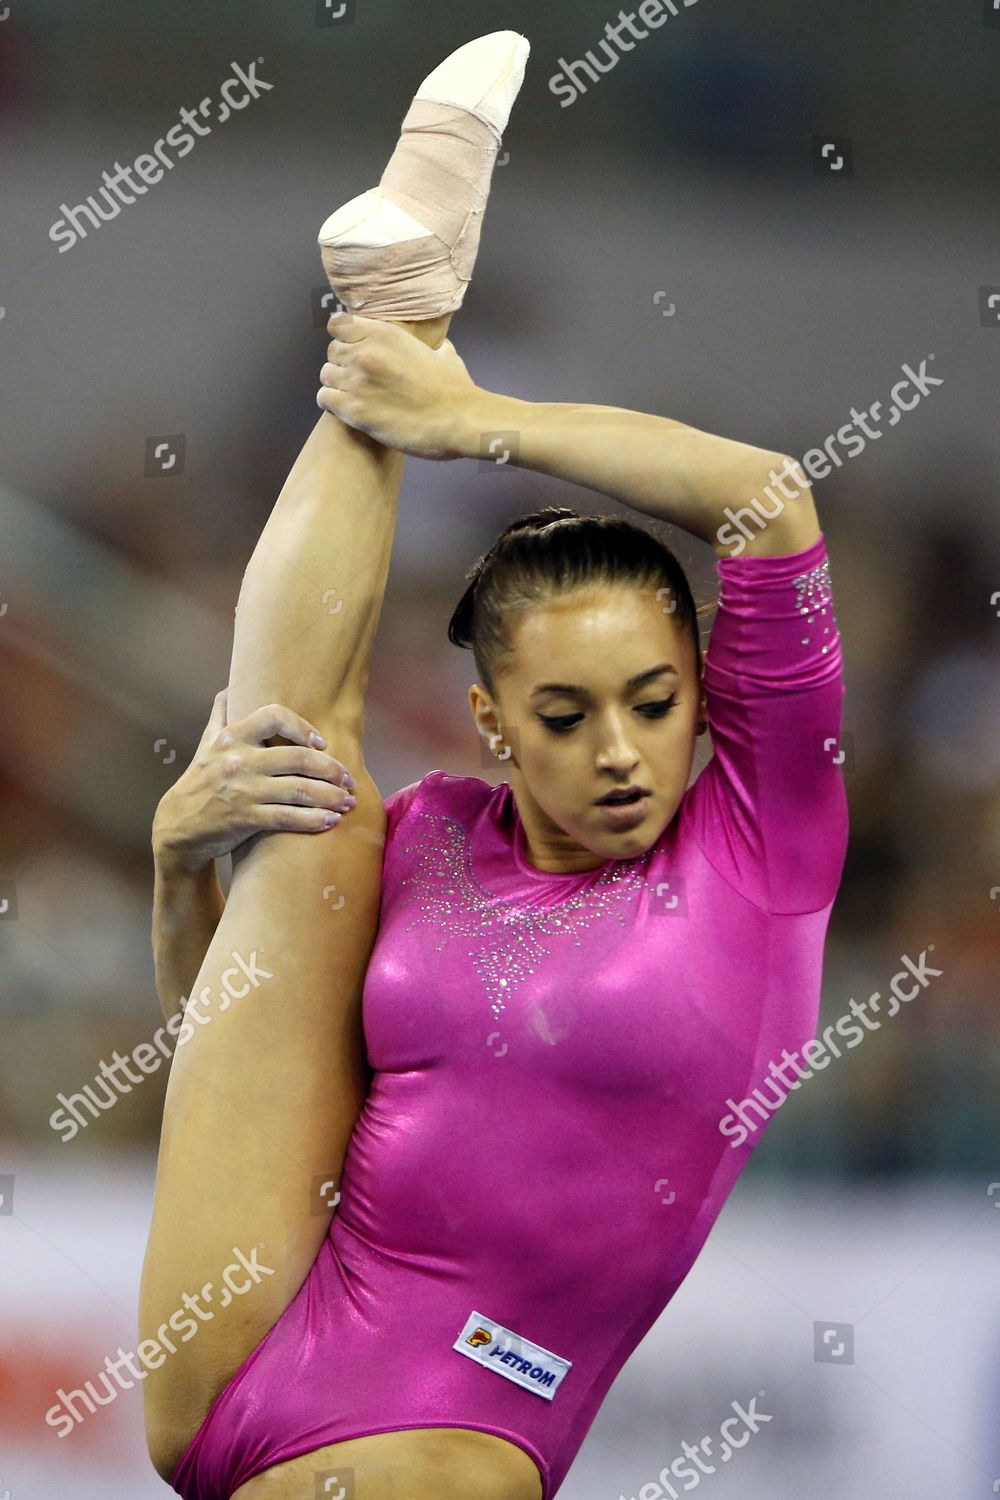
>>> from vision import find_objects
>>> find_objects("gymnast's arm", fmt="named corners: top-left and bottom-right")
top-left (311, 317), bottom-right (820, 560)
top-left (151, 839), bottom-right (226, 1028)
top-left (452, 391), bottom-right (820, 560)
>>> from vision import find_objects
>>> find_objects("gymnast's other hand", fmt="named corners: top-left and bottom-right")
top-left (317, 311), bottom-right (479, 460)
top-left (152, 690), bottom-right (357, 875)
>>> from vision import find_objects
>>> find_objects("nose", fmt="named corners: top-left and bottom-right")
top-left (595, 714), bottom-right (640, 776)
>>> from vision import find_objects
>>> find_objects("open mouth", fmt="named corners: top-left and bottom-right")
top-left (595, 788), bottom-right (647, 807)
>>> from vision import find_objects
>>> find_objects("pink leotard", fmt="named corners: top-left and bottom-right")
top-left (172, 533), bottom-right (848, 1500)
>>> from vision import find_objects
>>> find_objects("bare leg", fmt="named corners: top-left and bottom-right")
top-left (228, 314), bottom-right (451, 734)
top-left (232, 1426), bottom-right (543, 1500)
top-left (139, 314), bottom-right (450, 1481)
top-left (138, 15), bottom-right (531, 1475)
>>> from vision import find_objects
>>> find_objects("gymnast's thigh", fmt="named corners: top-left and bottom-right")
top-left (231, 1426), bottom-right (544, 1500)
top-left (140, 764), bottom-right (385, 1478)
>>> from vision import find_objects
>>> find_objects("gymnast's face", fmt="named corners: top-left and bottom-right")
top-left (468, 584), bottom-right (708, 874)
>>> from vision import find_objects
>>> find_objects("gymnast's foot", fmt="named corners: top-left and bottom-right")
top-left (318, 30), bottom-right (530, 323)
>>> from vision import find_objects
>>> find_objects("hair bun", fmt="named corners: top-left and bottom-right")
top-left (498, 506), bottom-right (579, 542)
top-left (447, 508), bottom-right (580, 652)
top-left (447, 506), bottom-right (701, 691)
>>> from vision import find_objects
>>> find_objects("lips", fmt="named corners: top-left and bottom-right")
top-left (595, 791), bottom-right (651, 830)
top-left (594, 787), bottom-right (648, 807)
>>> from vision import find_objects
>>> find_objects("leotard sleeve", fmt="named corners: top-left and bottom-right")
top-left (679, 532), bottom-right (849, 915)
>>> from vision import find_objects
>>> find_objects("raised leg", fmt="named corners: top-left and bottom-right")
top-left (226, 318), bottom-right (448, 735)
top-left (139, 24), bottom-right (529, 1481)
top-left (139, 316), bottom-right (450, 1482)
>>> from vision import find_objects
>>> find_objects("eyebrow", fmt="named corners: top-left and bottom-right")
top-left (530, 664), bottom-right (679, 700)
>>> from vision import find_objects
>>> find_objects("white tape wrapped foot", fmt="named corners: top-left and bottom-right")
top-left (318, 31), bottom-right (530, 321)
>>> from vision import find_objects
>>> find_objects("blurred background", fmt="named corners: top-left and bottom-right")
top-left (1, 0), bottom-right (999, 1495)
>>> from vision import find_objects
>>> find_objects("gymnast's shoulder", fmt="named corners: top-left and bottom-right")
top-left (383, 767), bottom-right (500, 835)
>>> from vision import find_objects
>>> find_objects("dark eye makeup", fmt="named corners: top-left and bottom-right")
top-left (538, 694), bottom-right (679, 733)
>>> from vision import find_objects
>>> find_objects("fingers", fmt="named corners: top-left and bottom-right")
top-left (225, 702), bottom-right (338, 760)
top-left (320, 360), bottom-right (347, 389)
top-left (326, 310), bottom-right (375, 342)
top-left (253, 774), bottom-right (356, 813)
top-left (197, 688), bottom-right (230, 749)
top-left (317, 385), bottom-right (343, 418)
top-left (317, 383), bottom-right (358, 422)
top-left (256, 804), bottom-right (352, 835)
top-left (325, 311), bottom-right (395, 370)
top-left (254, 743), bottom-right (355, 787)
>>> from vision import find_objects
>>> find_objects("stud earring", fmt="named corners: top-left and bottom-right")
top-left (489, 730), bottom-right (512, 762)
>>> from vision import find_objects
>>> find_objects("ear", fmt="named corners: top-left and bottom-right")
top-left (468, 682), bottom-right (499, 738)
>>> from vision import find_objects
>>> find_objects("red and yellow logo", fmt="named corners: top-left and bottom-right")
top-left (466, 1327), bottom-right (493, 1348)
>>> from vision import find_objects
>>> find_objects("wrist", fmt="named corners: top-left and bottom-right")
top-left (152, 809), bottom-right (206, 883)
top-left (452, 388), bottom-right (530, 461)
top-left (154, 843), bottom-right (208, 885)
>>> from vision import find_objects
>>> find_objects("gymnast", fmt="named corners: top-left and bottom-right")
top-left (140, 30), bottom-right (849, 1500)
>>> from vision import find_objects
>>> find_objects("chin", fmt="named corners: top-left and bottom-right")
top-left (587, 802), bottom-right (667, 859)
top-left (612, 828), bottom-right (659, 858)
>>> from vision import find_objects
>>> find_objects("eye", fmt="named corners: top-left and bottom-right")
top-left (538, 713), bottom-right (583, 733)
top-left (538, 695), bottom-right (678, 733)
top-left (636, 695), bottom-right (678, 717)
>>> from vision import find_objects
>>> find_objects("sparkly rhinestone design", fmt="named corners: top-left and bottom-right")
top-left (396, 811), bottom-right (645, 1022)
top-left (793, 558), bottom-right (837, 653)
top-left (793, 558), bottom-right (833, 612)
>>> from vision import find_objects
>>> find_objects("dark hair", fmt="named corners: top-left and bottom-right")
top-left (447, 506), bottom-right (715, 698)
